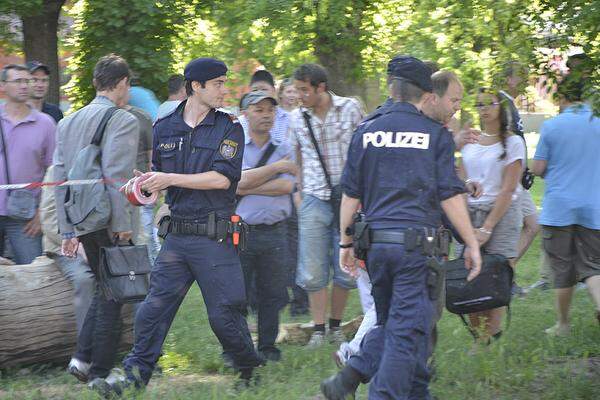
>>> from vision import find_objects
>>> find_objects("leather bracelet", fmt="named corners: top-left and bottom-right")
top-left (339, 242), bottom-right (353, 249)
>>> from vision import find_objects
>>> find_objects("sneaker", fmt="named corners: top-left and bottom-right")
top-left (320, 366), bottom-right (361, 400)
top-left (545, 323), bottom-right (571, 337)
top-left (332, 342), bottom-right (353, 368)
top-left (67, 358), bottom-right (91, 383)
top-left (258, 349), bottom-right (281, 363)
top-left (528, 280), bottom-right (550, 291)
top-left (328, 327), bottom-right (346, 345)
top-left (511, 282), bottom-right (527, 298)
top-left (87, 377), bottom-right (112, 398)
top-left (307, 330), bottom-right (326, 348)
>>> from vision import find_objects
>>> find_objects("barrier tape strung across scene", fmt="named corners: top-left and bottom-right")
top-left (0, 177), bottom-right (157, 206)
top-left (0, 178), bottom-right (125, 191)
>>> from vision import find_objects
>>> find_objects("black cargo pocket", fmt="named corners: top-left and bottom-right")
top-left (211, 262), bottom-right (247, 307)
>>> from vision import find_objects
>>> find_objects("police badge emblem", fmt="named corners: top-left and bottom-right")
top-left (219, 139), bottom-right (238, 159)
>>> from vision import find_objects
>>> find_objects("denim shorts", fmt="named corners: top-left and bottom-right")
top-left (296, 194), bottom-right (356, 292)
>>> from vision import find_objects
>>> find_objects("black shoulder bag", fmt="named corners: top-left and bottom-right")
top-left (99, 240), bottom-right (152, 303)
top-left (0, 122), bottom-right (37, 220)
top-left (236, 142), bottom-right (277, 204)
top-left (444, 253), bottom-right (513, 339)
top-left (302, 111), bottom-right (343, 227)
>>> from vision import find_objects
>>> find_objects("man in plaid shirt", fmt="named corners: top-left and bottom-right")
top-left (288, 64), bottom-right (364, 347)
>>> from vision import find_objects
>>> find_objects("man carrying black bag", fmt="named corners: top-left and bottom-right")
top-left (54, 54), bottom-right (139, 389)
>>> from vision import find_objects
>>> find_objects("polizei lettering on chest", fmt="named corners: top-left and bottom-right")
top-left (362, 131), bottom-right (430, 149)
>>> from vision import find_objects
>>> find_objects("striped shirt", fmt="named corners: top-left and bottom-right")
top-left (288, 92), bottom-right (364, 200)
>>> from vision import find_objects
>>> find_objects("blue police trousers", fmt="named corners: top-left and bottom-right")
top-left (123, 234), bottom-right (262, 384)
top-left (347, 243), bottom-right (433, 400)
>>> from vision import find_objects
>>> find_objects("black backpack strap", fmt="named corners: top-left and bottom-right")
top-left (302, 111), bottom-right (333, 189)
top-left (0, 119), bottom-right (10, 185)
top-left (254, 142), bottom-right (277, 169)
top-left (91, 107), bottom-right (118, 145)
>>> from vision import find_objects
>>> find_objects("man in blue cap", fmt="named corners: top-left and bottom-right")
top-left (320, 56), bottom-right (482, 399)
top-left (100, 57), bottom-right (264, 395)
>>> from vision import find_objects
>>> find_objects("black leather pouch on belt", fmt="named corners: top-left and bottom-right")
top-left (352, 221), bottom-right (370, 261)
top-left (207, 212), bottom-right (217, 239)
top-left (157, 216), bottom-right (171, 239)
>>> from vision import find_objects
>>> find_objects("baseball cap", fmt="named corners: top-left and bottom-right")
top-left (240, 90), bottom-right (278, 110)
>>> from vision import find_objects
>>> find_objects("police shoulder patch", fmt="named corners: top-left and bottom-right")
top-left (220, 139), bottom-right (239, 159)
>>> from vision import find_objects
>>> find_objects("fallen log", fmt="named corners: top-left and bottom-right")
top-left (0, 256), bottom-right (135, 368)
top-left (276, 315), bottom-right (364, 345)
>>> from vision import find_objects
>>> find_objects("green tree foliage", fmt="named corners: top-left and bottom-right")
top-left (208, 0), bottom-right (377, 98)
top-left (66, 0), bottom-right (195, 109)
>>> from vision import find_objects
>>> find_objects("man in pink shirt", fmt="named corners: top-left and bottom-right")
top-left (0, 64), bottom-right (56, 264)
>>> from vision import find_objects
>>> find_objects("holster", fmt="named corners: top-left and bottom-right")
top-left (157, 215), bottom-right (171, 239)
top-left (352, 220), bottom-right (370, 261)
top-left (426, 256), bottom-right (444, 301)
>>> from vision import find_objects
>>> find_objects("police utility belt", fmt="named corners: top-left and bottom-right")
top-left (350, 217), bottom-right (451, 302)
top-left (157, 211), bottom-right (249, 250)
top-left (350, 218), bottom-right (451, 259)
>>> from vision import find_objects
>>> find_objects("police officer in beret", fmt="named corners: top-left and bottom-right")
top-left (320, 56), bottom-right (482, 400)
top-left (104, 58), bottom-right (263, 392)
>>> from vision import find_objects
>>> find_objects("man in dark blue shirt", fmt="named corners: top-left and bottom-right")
top-left (102, 58), bottom-right (264, 394)
top-left (321, 56), bottom-right (481, 400)
top-left (26, 61), bottom-right (63, 123)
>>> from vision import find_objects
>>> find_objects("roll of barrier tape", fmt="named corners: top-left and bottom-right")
top-left (124, 176), bottom-right (158, 206)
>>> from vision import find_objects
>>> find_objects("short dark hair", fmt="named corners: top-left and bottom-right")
top-left (293, 64), bottom-right (328, 89)
top-left (93, 54), bottom-right (131, 91)
top-left (185, 79), bottom-right (206, 96)
top-left (1, 64), bottom-right (29, 82)
top-left (423, 61), bottom-right (440, 74)
top-left (391, 78), bottom-right (426, 103)
top-left (557, 75), bottom-right (584, 103)
top-left (432, 70), bottom-right (461, 97)
top-left (167, 74), bottom-right (185, 95)
top-left (250, 70), bottom-right (275, 88)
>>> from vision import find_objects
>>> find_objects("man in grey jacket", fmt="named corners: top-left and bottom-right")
top-left (54, 54), bottom-right (139, 388)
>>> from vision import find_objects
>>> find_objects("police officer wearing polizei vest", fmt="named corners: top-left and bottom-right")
top-left (109, 58), bottom-right (263, 392)
top-left (320, 56), bottom-right (482, 400)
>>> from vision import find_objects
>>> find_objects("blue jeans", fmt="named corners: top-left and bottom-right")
top-left (296, 195), bottom-right (356, 291)
top-left (140, 204), bottom-right (161, 263)
top-left (0, 216), bottom-right (42, 264)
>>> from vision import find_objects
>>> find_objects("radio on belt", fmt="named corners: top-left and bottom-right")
top-left (122, 175), bottom-right (158, 206)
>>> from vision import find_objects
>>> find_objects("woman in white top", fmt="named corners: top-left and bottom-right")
top-left (459, 88), bottom-right (525, 343)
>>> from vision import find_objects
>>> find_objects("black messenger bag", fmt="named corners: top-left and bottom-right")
top-left (445, 253), bottom-right (513, 314)
top-left (99, 243), bottom-right (151, 303)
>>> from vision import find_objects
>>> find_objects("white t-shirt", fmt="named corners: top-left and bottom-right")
top-left (462, 135), bottom-right (526, 204)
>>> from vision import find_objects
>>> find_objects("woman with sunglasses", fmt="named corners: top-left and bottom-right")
top-left (458, 87), bottom-right (525, 345)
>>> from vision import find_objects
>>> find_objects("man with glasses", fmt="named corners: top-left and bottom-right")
top-left (26, 61), bottom-right (63, 123)
top-left (0, 64), bottom-right (56, 264)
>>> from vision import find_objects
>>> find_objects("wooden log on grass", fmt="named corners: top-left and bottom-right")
top-left (0, 256), bottom-right (134, 368)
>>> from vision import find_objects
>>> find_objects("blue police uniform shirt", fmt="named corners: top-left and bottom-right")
top-left (341, 101), bottom-right (465, 230)
top-left (152, 100), bottom-right (245, 222)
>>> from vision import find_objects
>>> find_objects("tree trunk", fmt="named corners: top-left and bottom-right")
top-left (21, 0), bottom-right (65, 106)
top-left (0, 256), bottom-right (134, 368)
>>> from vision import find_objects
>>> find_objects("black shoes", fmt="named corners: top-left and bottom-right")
top-left (320, 366), bottom-right (361, 400)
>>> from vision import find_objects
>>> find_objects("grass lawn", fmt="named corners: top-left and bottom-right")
top-left (1, 179), bottom-right (599, 399)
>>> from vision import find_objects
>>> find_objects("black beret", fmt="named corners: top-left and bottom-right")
top-left (184, 58), bottom-right (228, 82)
top-left (387, 55), bottom-right (433, 92)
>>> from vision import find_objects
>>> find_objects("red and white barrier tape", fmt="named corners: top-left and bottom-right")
top-left (0, 177), bottom-right (157, 206)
